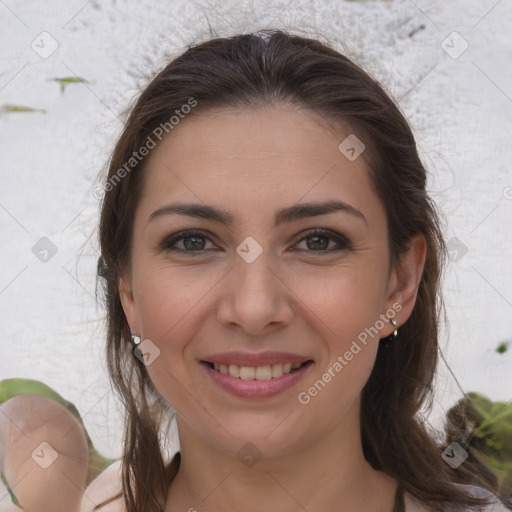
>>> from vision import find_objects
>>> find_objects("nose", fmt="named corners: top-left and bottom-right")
top-left (216, 249), bottom-right (294, 336)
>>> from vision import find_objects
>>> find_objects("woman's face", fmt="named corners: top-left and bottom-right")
top-left (119, 105), bottom-right (421, 457)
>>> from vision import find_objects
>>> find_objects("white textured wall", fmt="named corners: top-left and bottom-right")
top-left (1, 0), bottom-right (511, 463)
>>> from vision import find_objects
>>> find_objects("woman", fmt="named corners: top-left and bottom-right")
top-left (95, 28), bottom-right (510, 512)
top-left (1, 29), bottom-right (509, 512)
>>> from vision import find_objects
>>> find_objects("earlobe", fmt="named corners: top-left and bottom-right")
top-left (382, 233), bottom-right (427, 336)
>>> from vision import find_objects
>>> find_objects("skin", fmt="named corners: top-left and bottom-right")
top-left (119, 104), bottom-right (426, 512)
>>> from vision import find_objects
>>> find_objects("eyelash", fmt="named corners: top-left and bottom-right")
top-left (158, 228), bottom-right (352, 255)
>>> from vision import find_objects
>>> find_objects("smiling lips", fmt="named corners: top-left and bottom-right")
top-left (212, 361), bottom-right (303, 380)
top-left (201, 351), bottom-right (313, 398)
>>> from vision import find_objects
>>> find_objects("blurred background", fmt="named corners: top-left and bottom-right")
top-left (1, 0), bottom-right (511, 470)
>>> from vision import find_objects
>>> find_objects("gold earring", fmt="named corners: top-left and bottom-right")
top-left (382, 319), bottom-right (398, 348)
top-left (391, 318), bottom-right (398, 338)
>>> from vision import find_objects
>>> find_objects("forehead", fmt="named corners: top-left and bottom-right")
top-left (137, 105), bottom-right (382, 226)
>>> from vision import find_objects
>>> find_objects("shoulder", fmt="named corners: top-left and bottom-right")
top-left (451, 483), bottom-right (510, 511)
top-left (404, 483), bottom-right (509, 512)
top-left (80, 460), bottom-right (125, 512)
top-left (404, 483), bottom-right (510, 512)
top-left (79, 453), bottom-right (180, 512)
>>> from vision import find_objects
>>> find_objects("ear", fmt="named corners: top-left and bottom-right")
top-left (380, 233), bottom-right (427, 337)
top-left (119, 271), bottom-right (141, 336)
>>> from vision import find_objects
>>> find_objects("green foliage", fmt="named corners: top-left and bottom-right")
top-left (0, 104), bottom-right (46, 114)
top-left (496, 342), bottom-right (509, 354)
top-left (460, 392), bottom-right (512, 496)
top-left (51, 76), bottom-right (93, 93)
top-left (0, 469), bottom-right (21, 506)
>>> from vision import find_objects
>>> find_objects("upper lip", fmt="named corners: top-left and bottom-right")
top-left (201, 351), bottom-right (312, 367)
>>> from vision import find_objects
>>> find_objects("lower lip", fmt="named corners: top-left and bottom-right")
top-left (202, 362), bottom-right (313, 399)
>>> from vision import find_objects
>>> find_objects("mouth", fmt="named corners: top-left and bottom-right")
top-left (201, 360), bottom-right (312, 380)
top-left (199, 354), bottom-right (314, 398)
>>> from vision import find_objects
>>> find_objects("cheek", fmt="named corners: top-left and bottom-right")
top-left (132, 257), bottom-right (219, 341)
top-left (295, 272), bottom-right (383, 418)
top-left (292, 261), bottom-right (388, 341)
top-left (292, 261), bottom-right (387, 391)
top-left (130, 267), bottom-right (206, 409)
top-left (130, 260), bottom-right (224, 405)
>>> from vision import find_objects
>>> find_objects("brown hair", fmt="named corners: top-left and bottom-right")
top-left (97, 29), bottom-right (507, 511)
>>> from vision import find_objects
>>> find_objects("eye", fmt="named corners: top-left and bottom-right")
top-left (292, 228), bottom-right (352, 253)
top-left (159, 228), bottom-right (352, 255)
top-left (159, 230), bottom-right (218, 253)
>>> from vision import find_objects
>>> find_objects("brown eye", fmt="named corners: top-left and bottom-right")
top-left (182, 235), bottom-right (206, 250)
top-left (159, 228), bottom-right (352, 255)
top-left (160, 230), bottom-right (217, 253)
top-left (305, 234), bottom-right (329, 250)
top-left (293, 228), bottom-right (352, 253)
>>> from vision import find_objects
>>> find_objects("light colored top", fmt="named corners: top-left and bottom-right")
top-left (2, 459), bottom-right (508, 512)
top-left (77, 463), bottom-right (509, 512)
top-left (404, 482), bottom-right (509, 512)
top-left (80, 459), bottom-right (123, 511)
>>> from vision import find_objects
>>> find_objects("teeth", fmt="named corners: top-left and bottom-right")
top-left (255, 365), bottom-right (272, 380)
top-left (239, 366), bottom-right (256, 380)
top-left (228, 364), bottom-right (240, 378)
top-left (272, 364), bottom-right (283, 378)
top-left (211, 362), bottom-right (305, 380)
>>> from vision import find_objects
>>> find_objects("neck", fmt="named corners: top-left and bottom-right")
top-left (165, 400), bottom-right (398, 512)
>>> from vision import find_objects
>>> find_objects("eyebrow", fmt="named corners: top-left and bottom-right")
top-left (147, 200), bottom-right (367, 227)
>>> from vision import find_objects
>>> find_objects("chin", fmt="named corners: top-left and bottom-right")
top-left (197, 410), bottom-right (311, 459)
